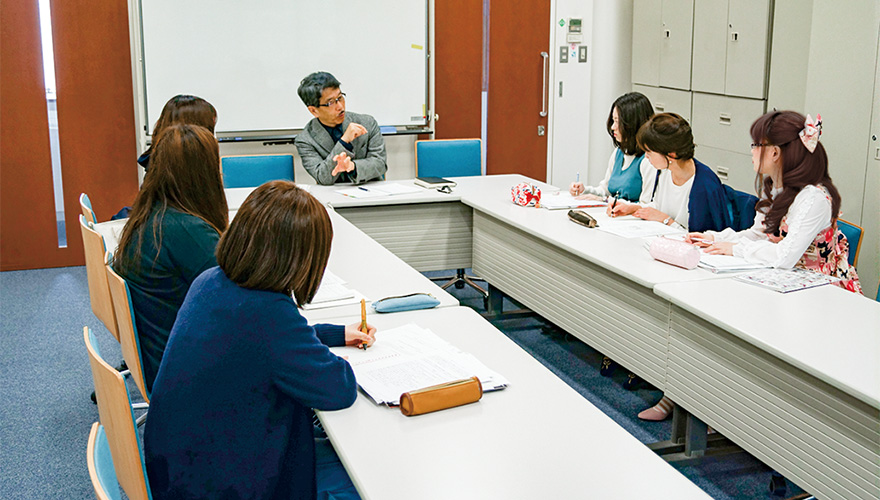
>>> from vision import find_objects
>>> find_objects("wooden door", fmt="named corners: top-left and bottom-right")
top-left (486, 0), bottom-right (551, 180)
top-left (433, 0), bottom-right (483, 139)
top-left (0, 0), bottom-right (138, 270)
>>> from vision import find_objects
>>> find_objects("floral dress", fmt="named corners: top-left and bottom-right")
top-left (780, 188), bottom-right (862, 294)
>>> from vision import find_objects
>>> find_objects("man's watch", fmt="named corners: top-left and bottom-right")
top-left (663, 217), bottom-right (672, 226)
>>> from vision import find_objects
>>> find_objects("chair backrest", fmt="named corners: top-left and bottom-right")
top-left (84, 327), bottom-right (152, 500)
top-left (80, 216), bottom-right (119, 341)
top-left (415, 139), bottom-right (482, 178)
top-left (221, 154), bottom-right (295, 188)
top-left (836, 219), bottom-right (862, 267)
top-left (722, 185), bottom-right (758, 232)
top-left (87, 422), bottom-right (123, 500)
top-left (104, 253), bottom-right (151, 403)
top-left (81, 193), bottom-right (97, 225)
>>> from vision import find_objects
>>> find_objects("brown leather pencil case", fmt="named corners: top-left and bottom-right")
top-left (399, 376), bottom-right (483, 416)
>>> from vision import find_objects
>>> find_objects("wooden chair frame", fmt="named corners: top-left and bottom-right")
top-left (104, 253), bottom-right (151, 404)
top-left (80, 216), bottom-right (119, 341)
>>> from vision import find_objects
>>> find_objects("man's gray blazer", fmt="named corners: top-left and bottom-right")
top-left (294, 111), bottom-right (387, 185)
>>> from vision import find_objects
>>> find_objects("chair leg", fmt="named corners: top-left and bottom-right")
top-left (440, 269), bottom-right (488, 298)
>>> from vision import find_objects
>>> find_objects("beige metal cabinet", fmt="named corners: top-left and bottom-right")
top-left (632, 0), bottom-right (694, 90)
top-left (691, 92), bottom-right (765, 154)
top-left (693, 0), bottom-right (771, 99)
top-left (633, 84), bottom-right (693, 123)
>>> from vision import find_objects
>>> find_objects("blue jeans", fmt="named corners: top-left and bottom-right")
top-left (315, 437), bottom-right (360, 500)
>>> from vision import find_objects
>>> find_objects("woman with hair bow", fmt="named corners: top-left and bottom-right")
top-left (688, 110), bottom-right (862, 294)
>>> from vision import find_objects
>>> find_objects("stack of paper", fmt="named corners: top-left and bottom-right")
top-left (540, 193), bottom-right (606, 210)
top-left (735, 268), bottom-right (841, 293)
top-left (596, 218), bottom-right (684, 238)
top-left (302, 271), bottom-right (363, 309)
top-left (330, 323), bottom-right (509, 406)
top-left (697, 254), bottom-right (769, 273)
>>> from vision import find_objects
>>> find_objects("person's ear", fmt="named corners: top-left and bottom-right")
top-left (307, 106), bottom-right (319, 118)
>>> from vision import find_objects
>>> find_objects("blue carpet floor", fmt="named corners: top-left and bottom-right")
top-left (0, 266), bottom-right (806, 499)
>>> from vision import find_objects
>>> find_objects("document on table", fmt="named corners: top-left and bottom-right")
top-left (336, 183), bottom-right (422, 198)
top-left (734, 268), bottom-right (841, 293)
top-left (540, 192), bottom-right (606, 210)
top-left (302, 271), bottom-right (364, 309)
top-left (330, 323), bottom-right (509, 406)
top-left (697, 254), bottom-right (769, 273)
top-left (596, 218), bottom-right (684, 238)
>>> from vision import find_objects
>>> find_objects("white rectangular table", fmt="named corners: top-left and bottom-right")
top-left (225, 188), bottom-right (459, 323)
top-left (317, 306), bottom-right (712, 500)
top-left (655, 279), bottom-right (880, 500)
top-left (301, 209), bottom-right (459, 322)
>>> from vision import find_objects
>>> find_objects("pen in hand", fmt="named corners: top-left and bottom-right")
top-left (610, 192), bottom-right (620, 216)
top-left (359, 299), bottom-right (369, 350)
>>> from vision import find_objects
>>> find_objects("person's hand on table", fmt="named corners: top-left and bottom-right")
top-left (685, 232), bottom-right (713, 247)
top-left (632, 206), bottom-right (667, 223)
top-left (607, 201), bottom-right (638, 217)
top-left (569, 182), bottom-right (585, 197)
top-left (703, 242), bottom-right (734, 255)
top-left (332, 153), bottom-right (355, 176)
top-left (344, 322), bottom-right (376, 347)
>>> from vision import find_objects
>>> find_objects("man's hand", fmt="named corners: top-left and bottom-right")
top-left (341, 123), bottom-right (368, 143)
top-left (331, 153), bottom-right (355, 176)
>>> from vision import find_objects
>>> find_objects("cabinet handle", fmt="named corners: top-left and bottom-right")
top-left (719, 113), bottom-right (732, 125)
top-left (540, 51), bottom-right (549, 117)
top-left (730, 32), bottom-right (739, 42)
top-left (665, 29), bottom-right (671, 38)
top-left (655, 102), bottom-right (666, 112)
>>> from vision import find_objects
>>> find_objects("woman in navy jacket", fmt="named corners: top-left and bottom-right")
top-left (144, 181), bottom-right (375, 499)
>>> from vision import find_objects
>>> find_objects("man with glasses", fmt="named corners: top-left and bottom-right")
top-left (295, 72), bottom-right (387, 185)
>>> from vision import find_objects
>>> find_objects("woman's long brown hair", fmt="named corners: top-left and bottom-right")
top-left (115, 124), bottom-right (228, 275)
top-left (750, 110), bottom-right (840, 236)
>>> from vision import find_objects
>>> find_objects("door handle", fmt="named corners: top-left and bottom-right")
top-left (540, 51), bottom-right (549, 117)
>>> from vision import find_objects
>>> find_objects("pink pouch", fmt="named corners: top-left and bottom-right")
top-left (649, 237), bottom-right (701, 270)
top-left (511, 183), bottom-right (542, 207)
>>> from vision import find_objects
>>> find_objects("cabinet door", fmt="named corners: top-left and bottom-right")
top-left (632, 0), bottom-right (662, 86)
top-left (659, 0), bottom-right (694, 90)
top-left (691, 92), bottom-right (765, 154)
top-left (691, 0), bottom-right (729, 94)
top-left (634, 84), bottom-right (693, 124)
top-left (726, 0), bottom-right (771, 98)
top-left (695, 144), bottom-right (755, 194)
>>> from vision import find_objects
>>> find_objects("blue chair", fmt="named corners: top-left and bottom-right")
top-left (415, 138), bottom-right (482, 178)
top-left (84, 327), bottom-right (152, 500)
top-left (836, 219), bottom-right (862, 267)
top-left (221, 154), bottom-right (294, 188)
top-left (87, 423), bottom-right (122, 500)
top-left (80, 193), bottom-right (97, 224)
top-left (414, 139), bottom-right (486, 297)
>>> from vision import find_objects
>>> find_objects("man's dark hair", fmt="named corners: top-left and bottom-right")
top-left (297, 72), bottom-right (341, 107)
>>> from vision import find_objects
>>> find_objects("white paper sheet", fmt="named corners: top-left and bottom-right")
top-left (330, 323), bottom-right (509, 405)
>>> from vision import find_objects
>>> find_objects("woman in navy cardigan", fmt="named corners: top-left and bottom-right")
top-left (144, 181), bottom-right (376, 499)
top-left (608, 113), bottom-right (730, 422)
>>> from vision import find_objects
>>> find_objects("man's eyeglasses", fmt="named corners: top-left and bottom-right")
top-left (316, 93), bottom-right (346, 108)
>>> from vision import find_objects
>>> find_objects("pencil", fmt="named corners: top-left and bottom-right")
top-left (359, 299), bottom-right (369, 350)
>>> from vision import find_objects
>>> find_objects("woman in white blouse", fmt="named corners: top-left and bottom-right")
top-left (690, 110), bottom-right (862, 294)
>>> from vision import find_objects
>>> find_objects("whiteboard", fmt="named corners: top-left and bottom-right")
top-left (140, 0), bottom-right (428, 134)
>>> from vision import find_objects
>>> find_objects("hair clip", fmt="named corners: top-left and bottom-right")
top-left (799, 113), bottom-right (822, 153)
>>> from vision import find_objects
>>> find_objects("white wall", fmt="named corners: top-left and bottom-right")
top-left (768, 0), bottom-right (880, 298)
top-left (548, 0), bottom-right (634, 189)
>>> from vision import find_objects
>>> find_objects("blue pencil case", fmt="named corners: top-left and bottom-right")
top-left (372, 293), bottom-right (440, 313)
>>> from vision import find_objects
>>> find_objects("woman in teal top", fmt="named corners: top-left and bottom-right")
top-left (113, 123), bottom-right (229, 392)
top-left (570, 92), bottom-right (656, 202)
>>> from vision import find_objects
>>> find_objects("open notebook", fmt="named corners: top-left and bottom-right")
top-left (330, 323), bottom-right (508, 406)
